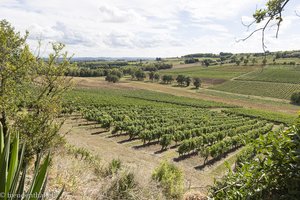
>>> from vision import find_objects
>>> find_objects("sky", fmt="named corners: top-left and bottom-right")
top-left (1, 0), bottom-right (300, 57)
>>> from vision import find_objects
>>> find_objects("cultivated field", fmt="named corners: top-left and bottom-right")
top-left (211, 80), bottom-right (300, 100)
top-left (159, 65), bottom-right (259, 80)
top-left (236, 65), bottom-right (300, 84)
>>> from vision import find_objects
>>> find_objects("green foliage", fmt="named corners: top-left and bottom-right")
top-left (291, 92), bottom-right (300, 105)
top-left (210, 117), bottom-right (300, 199)
top-left (160, 134), bottom-right (173, 150)
top-left (106, 159), bottom-right (122, 176)
top-left (105, 74), bottom-right (120, 83)
top-left (152, 161), bottom-right (184, 199)
top-left (0, 20), bottom-right (72, 161)
top-left (193, 78), bottom-right (201, 89)
top-left (104, 172), bottom-right (138, 200)
top-left (161, 75), bottom-right (173, 84)
top-left (134, 70), bottom-right (146, 81)
top-left (0, 123), bottom-right (64, 200)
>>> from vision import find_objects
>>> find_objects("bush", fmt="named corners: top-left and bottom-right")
top-left (152, 161), bottom-right (184, 199)
top-left (291, 92), bottom-right (300, 105)
top-left (210, 117), bottom-right (300, 199)
top-left (104, 172), bottom-right (138, 200)
top-left (106, 159), bottom-right (122, 176)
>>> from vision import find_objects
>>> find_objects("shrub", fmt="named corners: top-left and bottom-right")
top-left (210, 117), bottom-right (300, 199)
top-left (152, 161), bottom-right (184, 199)
top-left (105, 172), bottom-right (138, 200)
top-left (291, 92), bottom-right (300, 105)
top-left (106, 159), bottom-right (122, 176)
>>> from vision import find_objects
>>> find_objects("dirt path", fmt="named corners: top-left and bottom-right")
top-left (61, 116), bottom-right (240, 194)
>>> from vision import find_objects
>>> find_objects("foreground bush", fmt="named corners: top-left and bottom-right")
top-left (210, 117), bottom-right (300, 199)
top-left (152, 161), bottom-right (184, 199)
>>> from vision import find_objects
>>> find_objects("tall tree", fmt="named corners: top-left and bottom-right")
top-left (0, 20), bottom-right (73, 160)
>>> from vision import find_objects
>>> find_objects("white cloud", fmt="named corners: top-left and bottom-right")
top-left (0, 0), bottom-right (299, 57)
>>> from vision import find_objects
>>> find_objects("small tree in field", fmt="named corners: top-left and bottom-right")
top-left (251, 58), bottom-right (257, 65)
top-left (176, 75), bottom-right (186, 86)
top-left (193, 78), bottom-right (201, 89)
top-left (106, 74), bottom-right (120, 83)
top-left (291, 92), bottom-right (300, 105)
top-left (185, 76), bottom-right (191, 87)
top-left (154, 73), bottom-right (160, 81)
top-left (162, 75), bottom-right (173, 84)
top-left (149, 71), bottom-right (155, 81)
top-left (135, 70), bottom-right (146, 81)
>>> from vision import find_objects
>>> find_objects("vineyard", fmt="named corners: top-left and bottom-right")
top-left (236, 65), bottom-right (300, 84)
top-left (66, 88), bottom-right (274, 167)
top-left (211, 80), bottom-right (300, 100)
top-left (159, 65), bottom-right (257, 80)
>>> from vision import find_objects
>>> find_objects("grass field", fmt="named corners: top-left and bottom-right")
top-left (236, 65), bottom-right (300, 84)
top-left (159, 65), bottom-right (258, 80)
top-left (211, 80), bottom-right (300, 100)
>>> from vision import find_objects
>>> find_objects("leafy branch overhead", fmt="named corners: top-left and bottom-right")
top-left (239, 0), bottom-right (291, 52)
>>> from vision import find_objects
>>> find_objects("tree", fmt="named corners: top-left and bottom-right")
top-left (193, 78), bottom-right (201, 89)
top-left (291, 92), bottom-right (300, 105)
top-left (262, 58), bottom-right (268, 66)
top-left (235, 60), bottom-right (241, 66)
top-left (203, 59), bottom-right (211, 67)
top-left (176, 75), bottom-right (186, 86)
top-left (0, 20), bottom-right (73, 161)
top-left (154, 73), bottom-right (160, 81)
top-left (135, 70), bottom-right (146, 81)
top-left (105, 74), bottom-right (120, 83)
top-left (251, 58), bottom-right (257, 65)
top-left (162, 75), bottom-right (173, 84)
top-left (185, 76), bottom-right (192, 87)
top-left (149, 71), bottom-right (155, 81)
top-left (243, 59), bottom-right (249, 66)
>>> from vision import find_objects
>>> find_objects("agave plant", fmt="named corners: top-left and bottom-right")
top-left (0, 123), bottom-right (64, 200)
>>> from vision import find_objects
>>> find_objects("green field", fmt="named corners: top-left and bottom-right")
top-left (211, 80), bottom-right (300, 100)
top-left (159, 65), bottom-right (257, 80)
top-left (236, 65), bottom-right (300, 84)
top-left (66, 88), bottom-right (234, 108)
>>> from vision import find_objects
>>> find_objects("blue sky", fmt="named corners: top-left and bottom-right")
top-left (1, 0), bottom-right (300, 57)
